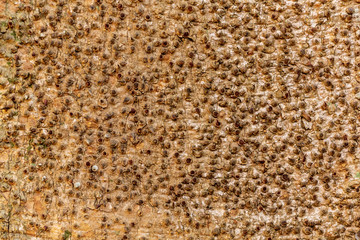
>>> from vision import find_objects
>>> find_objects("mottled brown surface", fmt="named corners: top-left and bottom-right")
top-left (1, 0), bottom-right (360, 239)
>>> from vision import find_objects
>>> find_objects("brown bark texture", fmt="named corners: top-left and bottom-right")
top-left (1, 0), bottom-right (360, 239)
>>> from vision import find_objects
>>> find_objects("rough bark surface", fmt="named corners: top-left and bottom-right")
top-left (1, 0), bottom-right (360, 239)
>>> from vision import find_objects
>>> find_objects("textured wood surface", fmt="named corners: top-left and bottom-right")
top-left (1, 0), bottom-right (360, 239)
